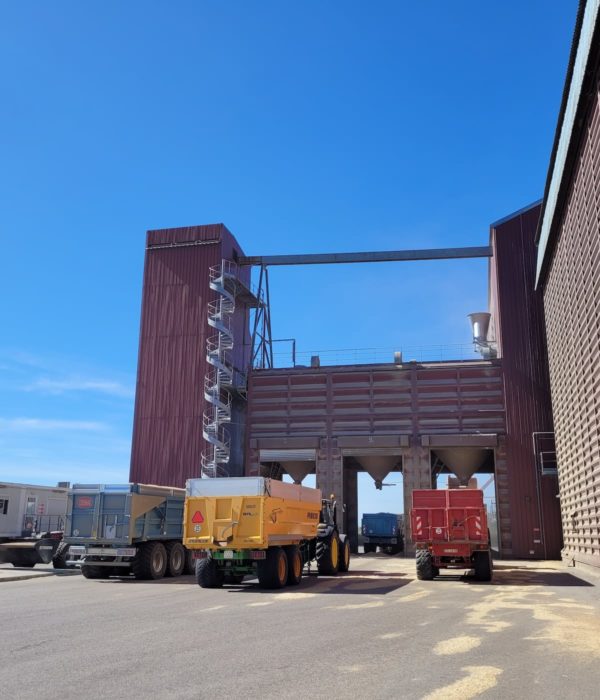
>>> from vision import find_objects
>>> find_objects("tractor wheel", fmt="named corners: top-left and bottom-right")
top-left (338, 536), bottom-right (351, 573)
top-left (81, 565), bottom-right (107, 579)
top-left (131, 542), bottom-right (167, 580)
top-left (165, 542), bottom-right (185, 577)
top-left (317, 532), bottom-right (340, 576)
top-left (284, 545), bottom-right (303, 586)
top-left (183, 548), bottom-right (196, 575)
top-left (52, 542), bottom-right (70, 569)
top-left (257, 547), bottom-right (288, 589)
top-left (473, 550), bottom-right (493, 582)
top-left (196, 557), bottom-right (224, 588)
top-left (415, 549), bottom-right (435, 581)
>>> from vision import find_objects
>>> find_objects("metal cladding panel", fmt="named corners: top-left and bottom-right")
top-left (490, 205), bottom-right (562, 559)
top-left (130, 224), bottom-right (248, 488)
top-left (542, 69), bottom-right (600, 569)
top-left (246, 361), bottom-right (506, 442)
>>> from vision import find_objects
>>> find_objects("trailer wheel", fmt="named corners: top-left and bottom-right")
top-left (165, 542), bottom-right (185, 577)
top-left (81, 565), bottom-right (107, 579)
top-left (317, 532), bottom-right (340, 576)
top-left (257, 547), bottom-right (288, 589)
top-left (196, 557), bottom-right (224, 588)
top-left (416, 549), bottom-right (435, 580)
top-left (338, 536), bottom-right (351, 573)
top-left (52, 542), bottom-right (70, 569)
top-left (284, 545), bottom-right (303, 585)
top-left (131, 542), bottom-right (167, 580)
top-left (473, 550), bottom-right (493, 582)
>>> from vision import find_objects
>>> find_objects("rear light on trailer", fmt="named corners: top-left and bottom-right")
top-left (250, 550), bottom-right (266, 560)
top-left (192, 550), bottom-right (209, 559)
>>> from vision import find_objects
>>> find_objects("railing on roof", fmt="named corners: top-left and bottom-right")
top-left (269, 343), bottom-right (483, 368)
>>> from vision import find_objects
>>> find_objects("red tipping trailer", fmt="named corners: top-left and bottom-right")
top-left (410, 489), bottom-right (493, 581)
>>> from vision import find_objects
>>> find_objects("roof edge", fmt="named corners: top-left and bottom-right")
top-left (490, 199), bottom-right (543, 229)
top-left (535, 0), bottom-right (600, 287)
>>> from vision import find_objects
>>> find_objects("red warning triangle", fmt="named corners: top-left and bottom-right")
top-left (192, 510), bottom-right (204, 524)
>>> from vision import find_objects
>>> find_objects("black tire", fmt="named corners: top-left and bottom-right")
top-left (52, 542), bottom-right (70, 569)
top-left (131, 542), bottom-right (167, 580)
top-left (416, 549), bottom-right (435, 580)
top-left (317, 532), bottom-right (340, 576)
top-left (284, 545), bottom-right (303, 585)
top-left (338, 536), bottom-right (351, 573)
top-left (183, 548), bottom-right (196, 575)
top-left (257, 547), bottom-right (288, 589)
top-left (81, 565), bottom-right (107, 579)
top-left (13, 561), bottom-right (35, 568)
top-left (196, 557), bottom-right (224, 588)
top-left (473, 550), bottom-right (493, 582)
top-left (165, 542), bottom-right (185, 578)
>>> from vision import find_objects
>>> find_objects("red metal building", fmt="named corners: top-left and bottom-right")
top-left (130, 206), bottom-right (562, 559)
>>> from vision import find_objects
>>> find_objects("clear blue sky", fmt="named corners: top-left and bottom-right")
top-left (0, 2), bottom-right (575, 516)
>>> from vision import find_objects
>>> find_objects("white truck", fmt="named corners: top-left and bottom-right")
top-left (0, 482), bottom-right (70, 568)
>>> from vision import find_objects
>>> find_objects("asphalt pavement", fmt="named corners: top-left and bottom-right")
top-left (1, 555), bottom-right (598, 700)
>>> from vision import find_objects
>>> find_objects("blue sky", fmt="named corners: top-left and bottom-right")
top-left (0, 2), bottom-right (575, 515)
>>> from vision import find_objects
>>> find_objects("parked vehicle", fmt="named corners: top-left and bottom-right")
top-left (64, 483), bottom-right (195, 580)
top-left (0, 482), bottom-right (69, 568)
top-left (362, 512), bottom-right (404, 554)
top-left (183, 476), bottom-right (350, 589)
top-left (410, 488), bottom-right (492, 581)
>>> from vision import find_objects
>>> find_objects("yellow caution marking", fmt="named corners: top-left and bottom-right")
top-left (423, 665), bottom-right (502, 700)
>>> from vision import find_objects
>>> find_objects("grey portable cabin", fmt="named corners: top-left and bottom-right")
top-left (0, 482), bottom-right (69, 566)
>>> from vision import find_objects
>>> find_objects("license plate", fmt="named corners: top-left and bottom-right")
top-left (68, 546), bottom-right (86, 556)
top-left (38, 545), bottom-right (53, 550)
top-left (223, 550), bottom-right (234, 559)
top-left (87, 547), bottom-right (136, 557)
top-left (444, 548), bottom-right (458, 553)
top-left (390, 538), bottom-right (397, 544)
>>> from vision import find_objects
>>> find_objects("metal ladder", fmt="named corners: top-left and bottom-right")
top-left (201, 260), bottom-right (238, 478)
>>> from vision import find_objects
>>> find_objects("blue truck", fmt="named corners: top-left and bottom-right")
top-left (64, 483), bottom-right (195, 580)
top-left (361, 512), bottom-right (404, 555)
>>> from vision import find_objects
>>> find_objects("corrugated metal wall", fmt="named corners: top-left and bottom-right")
top-left (130, 224), bottom-right (248, 488)
top-left (543, 72), bottom-right (600, 568)
top-left (490, 205), bottom-right (563, 559)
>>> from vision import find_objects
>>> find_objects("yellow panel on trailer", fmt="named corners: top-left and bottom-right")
top-left (183, 477), bottom-right (321, 551)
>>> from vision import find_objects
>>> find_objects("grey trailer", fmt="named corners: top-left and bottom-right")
top-left (64, 483), bottom-right (195, 580)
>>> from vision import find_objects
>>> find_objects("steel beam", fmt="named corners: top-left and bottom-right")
top-left (239, 246), bottom-right (492, 266)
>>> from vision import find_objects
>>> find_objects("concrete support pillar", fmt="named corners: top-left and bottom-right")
top-left (316, 437), bottom-right (343, 503)
top-left (343, 467), bottom-right (359, 553)
top-left (402, 446), bottom-right (432, 552)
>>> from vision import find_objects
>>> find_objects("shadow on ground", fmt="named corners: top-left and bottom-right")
top-left (98, 568), bottom-right (412, 595)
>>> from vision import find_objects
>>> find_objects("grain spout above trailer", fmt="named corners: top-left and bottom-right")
top-left (184, 477), bottom-right (351, 589)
